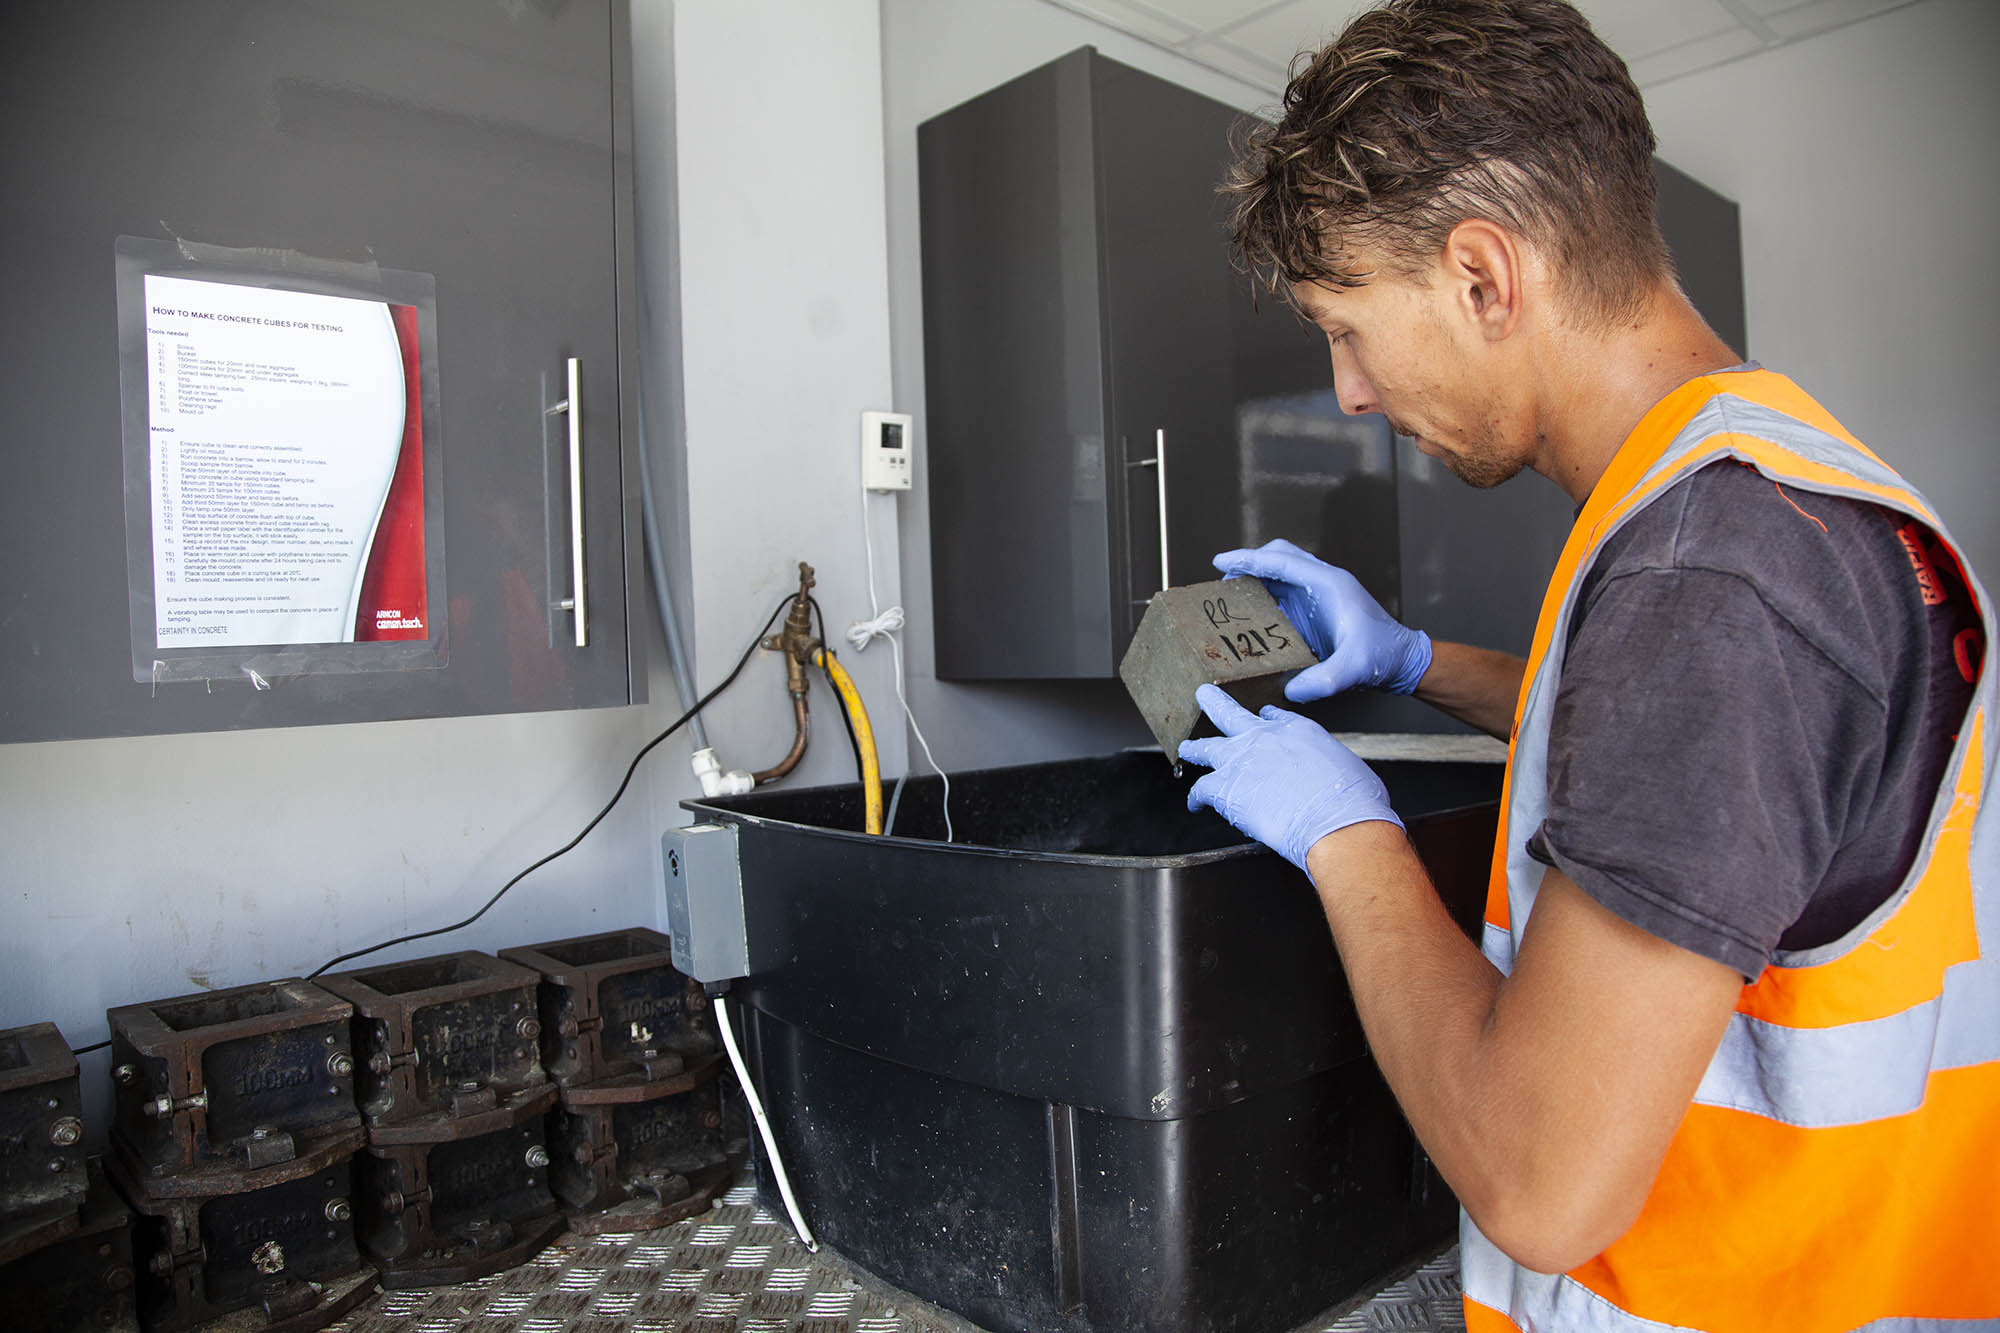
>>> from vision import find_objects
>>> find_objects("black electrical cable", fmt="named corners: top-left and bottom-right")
top-left (302, 594), bottom-right (796, 980)
top-left (810, 595), bottom-right (864, 785)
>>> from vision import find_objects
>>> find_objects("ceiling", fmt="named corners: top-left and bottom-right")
top-left (1041, 0), bottom-right (1922, 91)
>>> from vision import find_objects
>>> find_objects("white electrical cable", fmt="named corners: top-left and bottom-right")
top-left (714, 995), bottom-right (817, 1251)
top-left (850, 484), bottom-right (953, 842)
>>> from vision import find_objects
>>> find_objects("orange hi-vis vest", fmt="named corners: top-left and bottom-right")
top-left (1460, 369), bottom-right (2000, 1333)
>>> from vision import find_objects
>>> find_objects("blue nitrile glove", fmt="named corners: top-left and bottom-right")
top-left (1178, 684), bottom-right (1402, 872)
top-left (1212, 538), bottom-right (1433, 702)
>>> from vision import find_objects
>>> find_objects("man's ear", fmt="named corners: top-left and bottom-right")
top-left (1441, 219), bottom-right (1525, 342)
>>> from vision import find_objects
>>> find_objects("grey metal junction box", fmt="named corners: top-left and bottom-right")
top-left (661, 824), bottom-right (750, 984)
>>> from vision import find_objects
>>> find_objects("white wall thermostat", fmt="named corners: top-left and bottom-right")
top-left (861, 410), bottom-right (914, 492)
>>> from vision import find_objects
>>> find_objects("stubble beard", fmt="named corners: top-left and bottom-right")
top-left (1440, 448), bottom-right (1525, 489)
top-left (1393, 420), bottom-right (1525, 490)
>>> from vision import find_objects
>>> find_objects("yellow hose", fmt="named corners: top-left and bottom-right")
top-left (813, 647), bottom-right (883, 835)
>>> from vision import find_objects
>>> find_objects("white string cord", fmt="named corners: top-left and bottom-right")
top-left (851, 484), bottom-right (953, 843)
top-left (715, 996), bottom-right (816, 1251)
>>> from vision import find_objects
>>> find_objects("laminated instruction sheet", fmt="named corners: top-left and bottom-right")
top-left (143, 273), bottom-right (429, 649)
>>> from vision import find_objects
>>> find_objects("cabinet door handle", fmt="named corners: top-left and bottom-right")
top-left (548, 357), bottom-right (588, 648)
top-left (1128, 429), bottom-right (1170, 594)
top-left (1154, 428), bottom-right (1169, 591)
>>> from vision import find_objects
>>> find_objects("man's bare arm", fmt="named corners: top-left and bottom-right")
top-left (1412, 641), bottom-right (1527, 740)
top-left (1304, 822), bottom-right (1741, 1273)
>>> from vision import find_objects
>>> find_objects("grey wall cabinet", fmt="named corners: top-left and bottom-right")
top-left (920, 48), bottom-right (1402, 682)
top-left (920, 48), bottom-right (1746, 684)
top-left (0, 0), bottom-right (644, 742)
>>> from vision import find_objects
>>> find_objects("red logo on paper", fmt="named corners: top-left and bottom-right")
top-left (355, 303), bottom-right (429, 641)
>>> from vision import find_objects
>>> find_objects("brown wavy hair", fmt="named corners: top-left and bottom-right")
top-left (1225, 0), bottom-right (1671, 325)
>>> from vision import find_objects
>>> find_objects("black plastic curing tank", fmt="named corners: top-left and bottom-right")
top-left (685, 750), bottom-right (1501, 1333)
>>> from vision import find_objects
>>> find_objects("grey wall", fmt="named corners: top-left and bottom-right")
top-left (1643, 0), bottom-right (2000, 581)
top-left (668, 0), bottom-right (909, 799)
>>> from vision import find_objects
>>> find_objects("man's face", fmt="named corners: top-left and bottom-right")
top-left (1287, 251), bottom-right (1531, 489)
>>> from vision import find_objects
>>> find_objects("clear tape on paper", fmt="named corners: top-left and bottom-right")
top-left (115, 235), bottom-right (447, 686)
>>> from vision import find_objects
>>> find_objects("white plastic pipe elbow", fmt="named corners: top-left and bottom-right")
top-left (692, 747), bottom-right (756, 797)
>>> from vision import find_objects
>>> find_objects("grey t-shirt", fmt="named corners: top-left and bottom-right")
top-left (1526, 458), bottom-right (1982, 979)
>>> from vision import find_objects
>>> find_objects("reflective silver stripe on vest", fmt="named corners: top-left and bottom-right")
top-left (1696, 397), bottom-right (1934, 522)
top-left (1461, 1215), bottom-right (1679, 1332)
top-left (1463, 1209), bottom-right (2000, 1332)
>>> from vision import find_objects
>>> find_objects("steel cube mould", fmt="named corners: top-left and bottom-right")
top-left (1117, 578), bottom-right (1318, 769)
top-left (0, 1158), bottom-right (139, 1333)
top-left (108, 1152), bottom-right (371, 1333)
top-left (353, 1119), bottom-right (563, 1289)
top-left (500, 927), bottom-right (721, 1090)
top-left (106, 981), bottom-right (363, 1189)
top-left (544, 1064), bottom-right (736, 1234)
top-left (0, 1021), bottom-right (87, 1256)
top-left (318, 951), bottom-right (554, 1138)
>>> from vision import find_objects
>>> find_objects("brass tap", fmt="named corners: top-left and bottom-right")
top-left (767, 561), bottom-right (820, 697)
top-left (753, 562), bottom-right (821, 785)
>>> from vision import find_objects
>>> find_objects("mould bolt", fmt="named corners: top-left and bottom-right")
top-left (49, 1116), bottom-right (83, 1147)
top-left (515, 1016), bottom-right (541, 1040)
top-left (113, 1064), bottom-right (138, 1086)
top-left (525, 1145), bottom-right (550, 1169)
top-left (326, 1051), bottom-right (354, 1079)
top-left (324, 1198), bottom-right (352, 1223)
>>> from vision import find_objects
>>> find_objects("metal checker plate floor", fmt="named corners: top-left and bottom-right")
top-left (325, 1181), bottom-right (1465, 1333)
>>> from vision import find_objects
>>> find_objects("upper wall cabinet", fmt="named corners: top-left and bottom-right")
top-left (919, 48), bottom-right (1745, 682)
top-left (921, 48), bottom-right (1395, 681)
top-left (0, 0), bottom-right (644, 742)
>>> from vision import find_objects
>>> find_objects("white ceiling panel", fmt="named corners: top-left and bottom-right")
top-left (1624, 24), bottom-right (1767, 85)
top-left (1573, 0), bottom-right (1740, 61)
top-left (1053, 0), bottom-right (1203, 45)
top-left (1178, 35), bottom-right (1293, 87)
top-left (1213, 0), bottom-right (1372, 69)
top-left (1760, 0), bottom-right (1917, 41)
top-left (1040, 0), bottom-right (1937, 90)
top-left (1118, 0), bottom-right (1295, 30)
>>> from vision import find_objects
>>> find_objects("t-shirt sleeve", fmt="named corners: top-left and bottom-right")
top-left (1529, 563), bottom-right (1885, 980)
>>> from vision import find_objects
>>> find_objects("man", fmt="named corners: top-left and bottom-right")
top-left (1174, 2), bottom-right (2000, 1329)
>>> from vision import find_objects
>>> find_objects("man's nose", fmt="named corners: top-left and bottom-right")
top-left (1327, 342), bottom-right (1378, 417)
